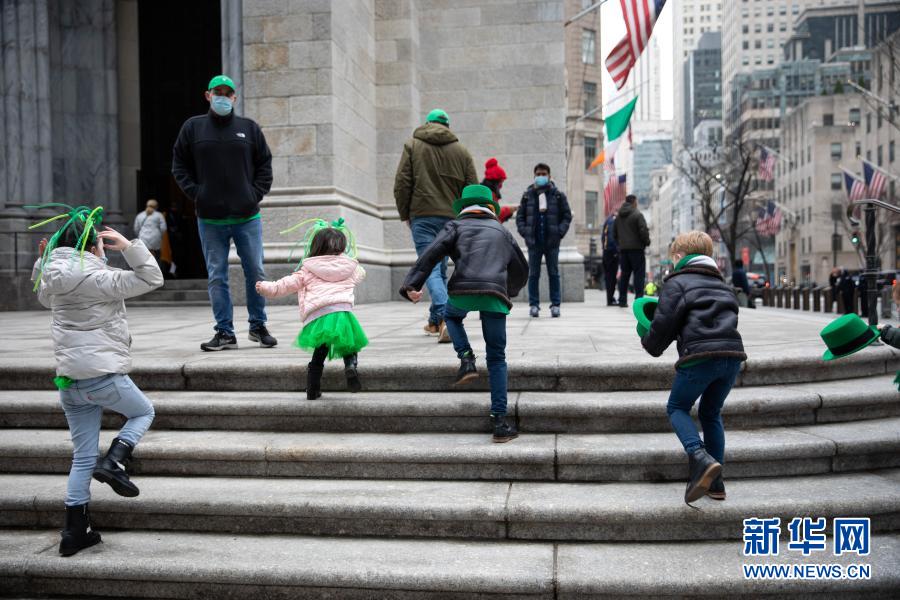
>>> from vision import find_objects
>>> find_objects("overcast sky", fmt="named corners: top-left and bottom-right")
top-left (599, 0), bottom-right (674, 120)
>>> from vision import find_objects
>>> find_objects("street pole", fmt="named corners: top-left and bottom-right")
top-left (864, 203), bottom-right (878, 328)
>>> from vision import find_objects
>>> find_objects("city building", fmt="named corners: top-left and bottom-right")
top-left (632, 138), bottom-right (673, 207)
top-left (565, 0), bottom-right (604, 256)
top-left (682, 32), bottom-right (722, 146)
top-left (648, 164), bottom-right (676, 277)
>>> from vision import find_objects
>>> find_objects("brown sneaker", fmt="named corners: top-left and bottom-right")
top-left (423, 322), bottom-right (440, 336)
top-left (438, 322), bottom-right (451, 343)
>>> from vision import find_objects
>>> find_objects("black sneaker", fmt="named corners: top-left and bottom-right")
top-left (707, 474), bottom-right (726, 500)
top-left (454, 352), bottom-right (478, 385)
top-left (200, 331), bottom-right (238, 352)
top-left (249, 326), bottom-right (277, 348)
top-left (491, 414), bottom-right (518, 443)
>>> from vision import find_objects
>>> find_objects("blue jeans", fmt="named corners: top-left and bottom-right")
top-left (443, 304), bottom-right (508, 415)
top-left (666, 357), bottom-right (742, 462)
top-left (410, 217), bottom-right (450, 325)
top-left (198, 218), bottom-right (267, 336)
top-left (59, 374), bottom-right (155, 506)
top-left (527, 245), bottom-right (561, 308)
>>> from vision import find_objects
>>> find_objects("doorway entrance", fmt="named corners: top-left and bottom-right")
top-left (137, 0), bottom-right (221, 278)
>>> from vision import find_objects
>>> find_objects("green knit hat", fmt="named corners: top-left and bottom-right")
top-left (633, 296), bottom-right (658, 338)
top-left (426, 109), bottom-right (449, 125)
top-left (820, 313), bottom-right (879, 361)
top-left (208, 75), bottom-right (236, 91)
top-left (453, 184), bottom-right (501, 217)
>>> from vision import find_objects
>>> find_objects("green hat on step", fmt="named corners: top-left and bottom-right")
top-left (820, 313), bottom-right (879, 361)
top-left (633, 296), bottom-right (659, 338)
top-left (426, 108), bottom-right (450, 126)
top-left (208, 75), bottom-right (236, 91)
top-left (453, 184), bottom-right (501, 217)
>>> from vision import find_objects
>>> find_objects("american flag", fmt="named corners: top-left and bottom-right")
top-left (862, 159), bottom-right (887, 199)
top-left (757, 147), bottom-right (776, 182)
top-left (755, 201), bottom-right (782, 236)
top-left (605, 0), bottom-right (667, 90)
top-left (604, 173), bottom-right (627, 216)
top-left (843, 169), bottom-right (866, 201)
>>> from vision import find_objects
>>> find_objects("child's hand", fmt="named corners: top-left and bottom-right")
top-left (97, 227), bottom-right (132, 252)
top-left (38, 238), bottom-right (48, 256)
top-left (255, 281), bottom-right (269, 296)
top-left (407, 289), bottom-right (424, 303)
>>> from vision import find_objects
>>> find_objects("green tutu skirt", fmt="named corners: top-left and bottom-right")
top-left (295, 311), bottom-right (368, 360)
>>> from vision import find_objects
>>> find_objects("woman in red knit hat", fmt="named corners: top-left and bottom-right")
top-left (481, 158), bottom-right (517, 224)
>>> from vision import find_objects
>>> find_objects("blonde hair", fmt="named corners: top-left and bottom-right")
top-left (670, 231), bottom-right (714, 258)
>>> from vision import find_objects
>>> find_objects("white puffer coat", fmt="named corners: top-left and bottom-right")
top-left (32, 241), bottom-right (164, 380)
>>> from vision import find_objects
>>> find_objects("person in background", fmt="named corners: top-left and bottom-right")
top-left (601, 213), bottom-right (619, 306)
top-left (731, 259), bottom-right (755, 309)
top-left (614, 194), bottom-right (650, 308)
top-left (132, 199), bottom-right (167, 267)
top-left (481, 157), bottom-right (517, 224)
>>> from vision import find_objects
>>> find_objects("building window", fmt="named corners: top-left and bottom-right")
top-left (584, 136), bottom-right (597, 170)
top-left (849, 108), bottom-right (860, 126)
top-left (856, 141), bottom-right (862, 156)
top-left (830, 143), bottom-right (842, 160)
top-left (878, 145), bottom-right (883, 166)
top-left (831, 173), bottom-right (842, 190)
top-left (891, 141), bottom-right (896, 163)
top-left (742, 25), bottom-right (749, 34)
top-left (755, 40), bottom-right (762, 49)
top-left (585, 191), bottom-right (598, 229)
top-left (743, 41), bottom-right (749, 50)
top-left (581, 29), bottom-right (596, 64)
top-left (823, 114), bottom-right (834, 126)
top-left (867, 112), bottom-right (872, 133)
top-left (878, 111), bottom-right (883, 129)
top-left (583, 81), bottom-right (597, 114)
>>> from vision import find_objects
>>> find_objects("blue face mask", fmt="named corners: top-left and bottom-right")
top-left (534, 175), bottom-right (549, 187)
top-left (211, 95), bottom-right (233, 116)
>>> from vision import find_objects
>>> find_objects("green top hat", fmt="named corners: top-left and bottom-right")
top-left (453, 184), bottom-right (501, 217)
top-left (820, 313), bottom-right (879, 361)
top-left (633, 296), bottom-right (658, 338)
top-left (426, 108), bottom-right (450, 125)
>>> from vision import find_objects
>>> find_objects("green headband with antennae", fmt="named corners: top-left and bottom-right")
top-left (26, 203), bottom-right (105, 292)
top-left (279, 217), bottom-right (358, 270)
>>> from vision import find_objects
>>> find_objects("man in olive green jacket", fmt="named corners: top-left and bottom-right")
top-left (394, 109), bottom-right (478, 340)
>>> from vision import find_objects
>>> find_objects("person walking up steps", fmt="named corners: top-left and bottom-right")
top-left (401, 185), bottom-right (528, 442)
top-left (640, 231), bottom-right (747, 504)
top-left (256, 219), bottom-right (368, 400)
top-left (29, 205), bottom-right (163, 556)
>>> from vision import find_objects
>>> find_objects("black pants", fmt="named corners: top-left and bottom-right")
top-left (310, 345), bottom-right (358, 368)
top-left (618, 250), bottom-right (646, 306)
top-left (602, 252), bottom-right (619, 304)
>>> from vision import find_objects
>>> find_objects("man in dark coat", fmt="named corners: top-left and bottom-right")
top-left (601, 213), bottom-right (619, 306)
top-left (732, 259), bottom-right (755, 309)
top-left (614, 195), bottom-right (650, 308)
top-left (516, 163), bottom-right (572, 318)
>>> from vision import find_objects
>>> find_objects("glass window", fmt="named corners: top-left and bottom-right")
top-left (823, 114), bottom-right (834, 126)
top-left (581, 29), bottom-right (596, 65)
top-left (831, 143), bottom-right (842, 160)
top-left (878, 145), bottom-right (883, 166)
top-left (867, 112), bottom-right (872, 133)
top-left (891, 141), bottom-right (896, 163)
top-left (831, 173), bottom-right (842, 190)
top-left (583, 81), bottom-right (597, 114)
top-left (584, 136), bottom-right (597, 170)
top-left (849, 108), bottom-right (860, 125)
top-left (856, 141), bottom-right (862, 157)
top-left (585, 191), bottom-right (598, 229)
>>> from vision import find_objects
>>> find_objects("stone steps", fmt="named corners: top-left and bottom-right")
top-left (2, 471), bottom-right (899, 542)
top-left (1, 376), bottom-right (895, 433)
top-left (1, 345), bottom-right (896, 391)
top-left (2, 417), bottom-right (898, 482)
top-left (2, 529), bottom-right (898, 599)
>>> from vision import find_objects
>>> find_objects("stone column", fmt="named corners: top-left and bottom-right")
top-left (221, 0), bottom-right (243, 115)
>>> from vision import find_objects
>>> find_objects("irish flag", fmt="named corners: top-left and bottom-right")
top-left (589, 96), bottom-right (638, 170)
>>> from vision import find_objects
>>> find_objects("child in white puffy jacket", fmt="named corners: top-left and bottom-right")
top-left (256, 226), bottom-right (367, 399)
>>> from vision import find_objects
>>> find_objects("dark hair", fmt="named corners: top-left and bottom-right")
top-left (55, 219), bottom-right (97, 249)
top-left (533, 163), bottom-right (551, 175)
top-left (734, 259), bottom-right (744, 268)
top-left (626, 194), bottom-right (637, 203)
top-left (307, 227), bottom-right (347, 258)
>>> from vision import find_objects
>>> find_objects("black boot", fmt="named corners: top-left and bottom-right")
top-left (93, 438), bottom-right (139, 497)
top-left (707, 474), bottom-right (726, 500)
top-left (491, 414), bottom-right (518, 443)
top-left (344, 354), bottom-right (361, 393)
top-left (59, 503), bottom-right (102, 556)
top-left (306, 361), bottom-right (324, 400)
top-left (685, 448), bottom-right (721, 504)
top-left (454, 351), bottom-right (478, 386)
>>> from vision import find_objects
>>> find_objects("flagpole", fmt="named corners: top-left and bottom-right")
top-left (564, 0), bottom-right (613, 27)
top-left (862, 158), bottom-right (899, 182)
top-left (760, 144), bottom-right (792, 167)
top-left (839, 165), bottom-right (865, 181)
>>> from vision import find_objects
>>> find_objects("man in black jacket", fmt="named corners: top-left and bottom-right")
top-left (615, 195), bottom-right (650, 308)
top-left (516, 163), bottom-right (572, 318)
top-left (731, 259), bottom-right (755, 309)
top-left (401, 185), bottom-right (528, 443)
top-left (641, 231), bottom-right (747, 505)
top-left (172, 75), bottom-right (275, 352)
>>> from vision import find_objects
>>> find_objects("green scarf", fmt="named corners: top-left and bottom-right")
top-left (675, 254), bottom-right (703, 272)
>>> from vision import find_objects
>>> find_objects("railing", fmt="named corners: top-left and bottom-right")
top-left (761, 284), bottom-right (893, 319)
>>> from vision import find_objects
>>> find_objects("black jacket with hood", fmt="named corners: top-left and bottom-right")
top-left (642, 257), bottom-right (747, 368)
top-left (615, 201), bottom-right (650, 251)
top-left (172, 109), bottom-right (273, 220)
top-left (400, 212), bottom-right (528, 308)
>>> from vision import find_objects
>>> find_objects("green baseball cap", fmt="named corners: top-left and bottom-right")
top-left (426, 109), bottom-right (449, 125)
top-left (208, 75), bottom-right (236, 91)
top-left (453, 184), bottom-right (501, 217)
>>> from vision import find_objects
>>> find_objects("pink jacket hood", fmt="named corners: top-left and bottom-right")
top-left (302, 255), bottom-right (359, 282)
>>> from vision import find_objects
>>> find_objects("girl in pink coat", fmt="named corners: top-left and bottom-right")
top-left (256, 220), bottom-right (368, 399)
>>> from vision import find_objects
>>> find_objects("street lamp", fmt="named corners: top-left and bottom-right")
top-left (848, 198), bottom-right (900, 328)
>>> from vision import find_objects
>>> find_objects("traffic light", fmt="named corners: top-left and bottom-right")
top-left (850, 228), bottom-right (861, 248)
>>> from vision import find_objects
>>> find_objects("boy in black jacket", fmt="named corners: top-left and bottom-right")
top-left (401, 185), bottom-right (529, 442)
top-left (641, 231), bottom-right (747, 503)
